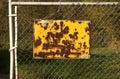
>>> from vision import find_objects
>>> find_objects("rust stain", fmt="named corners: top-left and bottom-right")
top-left (34, 37), bottom-right (42, 48)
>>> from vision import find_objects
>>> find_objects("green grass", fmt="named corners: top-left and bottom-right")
top-left (18, 49), bottom-right (120, 79)
top-left (0, 49), bottom-right (120, 79)
top-left (0, 48), bottom-right (120, 78)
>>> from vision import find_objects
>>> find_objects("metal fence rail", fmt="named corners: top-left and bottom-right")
top-left (11, 2), bottom-right (119, 5)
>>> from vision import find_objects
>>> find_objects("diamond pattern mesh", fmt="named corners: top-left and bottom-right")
top-left (16, 4), bottom-right (120, 79)
top-left (1, 1), bottom-right (120, 79)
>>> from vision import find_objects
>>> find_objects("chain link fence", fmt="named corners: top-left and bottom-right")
top-left (16, 2), bottom-right (120, 79)
top-left (1, 0), bottom-right (120, 79)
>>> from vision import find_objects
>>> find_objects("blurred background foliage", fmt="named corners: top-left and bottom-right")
top-left (0, 0), bottom-right (120, 49)
top-left (0, 0), bottom-right (120, 50)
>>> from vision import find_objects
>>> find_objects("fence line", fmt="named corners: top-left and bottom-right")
top-left (7, 1), bottom-right (120, 79)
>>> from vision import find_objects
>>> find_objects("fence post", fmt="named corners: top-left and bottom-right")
top-left (8, 0), bottom-right (14, 79)
top-left (14, 6), bottom-right (18, 79)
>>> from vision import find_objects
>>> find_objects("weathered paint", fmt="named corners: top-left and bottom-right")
top-left (33, 20), bottom-right (90, 59)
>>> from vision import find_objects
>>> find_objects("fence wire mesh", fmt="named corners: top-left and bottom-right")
top-left (16, 3), bottom-right (120, 79)
top-left (1, 1), bottom-right (120, 79)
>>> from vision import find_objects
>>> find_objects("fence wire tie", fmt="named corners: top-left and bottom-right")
top-left (8, 14), bottom-right (17, 17)
top-left (9, 46), bottom-right (17, 51)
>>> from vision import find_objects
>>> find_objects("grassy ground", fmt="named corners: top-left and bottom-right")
top-left (0, 49), bottom-right (120, 79)
top-left (18, 49), bottom-right (120, 79)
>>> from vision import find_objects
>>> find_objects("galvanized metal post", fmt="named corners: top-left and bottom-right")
top-left (8, 0), bottom-right (14, 79)
top-left (14, 6), bottom-right (18, 79)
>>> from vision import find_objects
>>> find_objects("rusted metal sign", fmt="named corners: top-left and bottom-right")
top-left (33, 20), bottom-right (90, 59)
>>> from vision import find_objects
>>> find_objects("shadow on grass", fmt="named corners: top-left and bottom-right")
top-left (0, 49), bottom-right (9, 74)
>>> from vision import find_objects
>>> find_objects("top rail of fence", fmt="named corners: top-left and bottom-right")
top-left (11, 2), bottom-right (120, 6)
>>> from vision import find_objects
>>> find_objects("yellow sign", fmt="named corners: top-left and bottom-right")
top-left (33, 20), bottom-right (90, 59)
